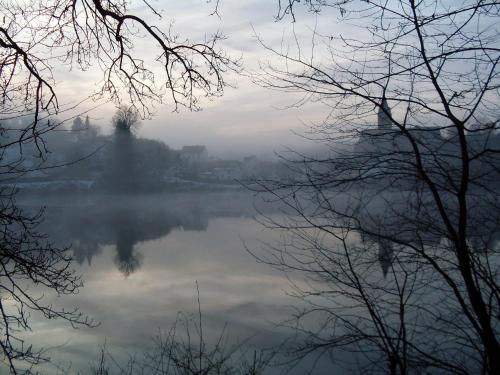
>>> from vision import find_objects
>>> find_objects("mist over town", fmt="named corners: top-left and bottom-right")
top-left (0, 1), bottom-right (499, 375)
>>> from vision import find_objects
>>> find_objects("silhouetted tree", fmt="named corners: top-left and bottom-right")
top-left (104, 106), bottom-right (179, 192)
top-left (112, 105), bottom-right (140, 135)
top-left (0, 0), bottom-right (235, 372)
top-left (0, 190), bottom-right (96, 373)
top-left (107, 105), bottom-right (136, 192)
top-left (87, 291), bottom-right (274, 375)
top-left (250, 1), bottom-right (500, 374)
top-left (103, 106), bottom-right (141, 192)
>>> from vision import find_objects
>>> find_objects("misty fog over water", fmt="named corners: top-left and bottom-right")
top-left (2, 1), bottom-right (499, 373)
top-left (15, 191), bottom-right (323, 374)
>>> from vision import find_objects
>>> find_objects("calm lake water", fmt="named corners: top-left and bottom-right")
top-left (14, 189), bottom-right (481, 374)
top-left (15, 191), bottom-right (329, 374)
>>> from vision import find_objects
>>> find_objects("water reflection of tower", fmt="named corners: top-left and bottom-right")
top-left (72, 240), bottom-right (101, 266)
top-left (378, 239), bottom-right (394, 278)
top-left (360, 231), bottom-right (395, 277)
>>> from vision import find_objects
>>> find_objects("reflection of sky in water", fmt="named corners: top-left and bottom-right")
top-left (18, 190), bottom-right (495, 374)
top-left (17, 192), bottom-right (331, 374)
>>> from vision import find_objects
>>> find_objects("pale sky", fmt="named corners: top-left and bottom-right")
top-left (56, 0), bottom-right (343, 158)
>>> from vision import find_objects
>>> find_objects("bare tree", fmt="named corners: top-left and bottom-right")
top-left (87, 290), bottom-right (274, 375)
top-left (0, 190), bottom-right (97, 374)
top-left (0, 0), bottom-right (237, 121)
top-left (112, 105), bottom-right (140, 135)
top-left (0, 0), bottom-right (236, 373)
top-left (249, 1), bottom-right (500, 374)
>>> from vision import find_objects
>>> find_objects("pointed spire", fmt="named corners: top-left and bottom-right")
top-left (378, 95), bottom-right (392, 130)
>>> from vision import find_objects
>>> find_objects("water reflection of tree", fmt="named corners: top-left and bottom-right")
top-left (114, 230), bottom-right (143, 277)
top-left (37, 193), bottom-right (259, 276)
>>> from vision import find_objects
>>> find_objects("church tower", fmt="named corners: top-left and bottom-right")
top-left (378, 97), bottom-right (392, 130)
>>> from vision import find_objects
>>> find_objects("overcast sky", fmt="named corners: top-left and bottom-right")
top-left (55, 1), bottom-right (345, 158)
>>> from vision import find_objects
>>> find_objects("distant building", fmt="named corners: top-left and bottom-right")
top-left (354, 97), bottom-right (454, 163)
top-left (354, 98), bottom-right (500, 276)
top-left (354, 97), bottom-right (398, 155)
top-left (180, 145), bottom-right (208, 163)
top-left (211, 167), bottom-right (242, 182)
